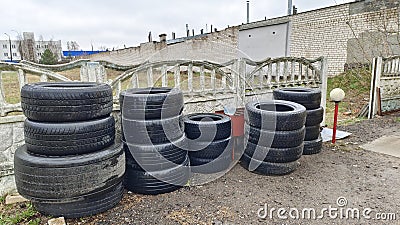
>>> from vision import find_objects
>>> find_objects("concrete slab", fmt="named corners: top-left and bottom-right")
top-left (361, 135), bottom-right (400, 158)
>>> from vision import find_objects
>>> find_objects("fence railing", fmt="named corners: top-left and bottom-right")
top-left (369, 56), bottom-right (400, 118)
top-left (0, 57), bottom-right (327, 120)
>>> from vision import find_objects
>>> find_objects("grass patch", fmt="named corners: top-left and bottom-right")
top-left (325, 68), bottom-right (371, 127)
top-left (0, 202), bottom-right (41, 225)
top-left (396, 117), bottom-right (400, 122)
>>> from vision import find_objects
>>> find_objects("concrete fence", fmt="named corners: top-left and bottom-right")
top-left (0, 56), bottom-right (327, 195)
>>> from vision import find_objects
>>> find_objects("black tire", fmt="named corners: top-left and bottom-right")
top-left (122, 115), bottom-right (184, 145)
top-left (245, 124), bottom-right (305, 148)
top-left (32, 181), bottom-right (123, 219)
top-left (189, 155), bottom-right (232, 174)
top-left (188, 137), bottom-right (232, 159)
top-left (305, 106), bottom-right (324, 126)
top-left (245, 100), bottom-right (306, 131)
top-left (183, 113), bottom-right (231, 141)
top-left (120, 87), bottom-right (183, 120)
top-left (303, 136), bottom-right (323, 155)
top-left (14, 143), bottom-right (125, 201)
top-left (240, 153), bottom-right (299, 176)
top-left (273, 87), bottom-right (321, 110)
top-left (124, 136), bottom-right (188, 171)
top-left (21, 82), bottom-right (113, 122)
top-left (124, 156), bottom-right (190, 195)
top-left (244, 141), bottom-right (303, 163)
top-left (24, 116), bottom-right (115, 156)
top-left (304, 125), bottom-right (320, 141)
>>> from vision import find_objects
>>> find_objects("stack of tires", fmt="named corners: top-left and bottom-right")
top-left (120, 87), bottom-right (190, 195)
top-left (273, 88), bottom-right (324, 155)
top-left (15, 82), bottom-right (124, 218)
top-left (183, 113), bottom-right (232, 174)
top-left (241, 100), bottom-right (306, 175)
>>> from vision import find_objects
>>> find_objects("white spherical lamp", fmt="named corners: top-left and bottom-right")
top-left (330, 88), bottom-right (345, 102)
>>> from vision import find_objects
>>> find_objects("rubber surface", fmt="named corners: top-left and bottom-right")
top-left (187, 137), bottom-right (232, 159)
top-left (244, 141), bottom-right (303, 163)
top-left (14, 143), bottom-right (125, 201)
top-left (304, 125), bottom-right (320, 141)
top-left (122, 115), bottom-right (184, 145)
top-left (189, 154), bottom-right (232, 174)
top-left (245, 124), bottom-right (305, 148)
top-left (303, 136), bottom-right (323, 155)
top-left (305, 106), bottom-right (324, 126)
top-left (240, 153), bottom-right (299, 176)
top-left (183, 113), bottom-right (231, 141)
top-left (32, 181), bottom-right (123, 219)
top-left (245, 100), bottom-right (306, 131)
top-left (273, 87), bottom-right (321, 110)
top-left (21, 82), bottom-right (113, 122)
top-left (24, 116), bottom-right (115, 156)
top-left (120, 87), bottom-right (183, 120)
top-left (124, 156), bottom-right (190, 195)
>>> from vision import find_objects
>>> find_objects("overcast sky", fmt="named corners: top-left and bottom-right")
top-left (1, 0), bottom-right (353, 50)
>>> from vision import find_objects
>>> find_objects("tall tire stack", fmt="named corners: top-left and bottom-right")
top-left (183, 113), bottom-right (232, 174)
top-left (273, 87), bottom-right (324, 155)
top-left (120, 87), bottom-right (190, 195)
top-left (15, 82), bottom-right (124, 218)
top-left (241, 100), bottom-right (306, 175)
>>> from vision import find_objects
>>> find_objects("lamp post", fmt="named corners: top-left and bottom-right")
top-left (4, 33), bottom-right (12, 62)
top-left (330, 88), bottom-right (345, 144)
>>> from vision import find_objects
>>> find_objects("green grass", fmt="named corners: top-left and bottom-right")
top-left (396, 117), bottom-right (400, 122)
top-left (325, 68), bottom-right (371, 127)
top-left (0, 202), bottom-right (40, 225)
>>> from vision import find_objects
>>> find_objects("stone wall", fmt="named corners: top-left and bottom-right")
top-left (87, 27), bottom-right (239, 65)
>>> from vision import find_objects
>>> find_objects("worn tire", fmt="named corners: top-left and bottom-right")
top-left (120, 87), bottom-right (183, 120)
top-left (122, 115), bottom-right (184, 144)
top-left (32, 181), bottom-right (123, 219)
top-left (189, 154), bottom-right (232, 174)
top-left (124, 156), bottom-right (190, 195)
top-left (245, 124), bottom-right (305, 148)
top-left (305, 106), bottom-right (324, 126)
top-left (303, 136), bottom-right (323, 155)
top-left (188, 137), bottom-right (232, 159)
top-left (21, 82), bottom-right (113, 122)
top-left (240, 153), bottom-right (299, 175)
top-left (24, 116), bottom-right (115, 156)
top-left (14, 143), bottom-right (125, 201)
top-left (244, 141), bottom-right (303, 163)
top-left (304, 125), bottom-right (320, 141)
top-left (124, 136), bottom-right (188, 171)
top-left (273, 87), bottom-right (321, 110)
top-left (245, 100), bottom-right (306, 131)
top-left (183, 113), bottom-right (231, 141)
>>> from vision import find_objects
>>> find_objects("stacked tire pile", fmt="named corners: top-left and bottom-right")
top-left (273, 88), bottom-right (324, 155)
top-left (120, 87), bottom-right (190, 195)
top-left (241, 100), bottom-right (306, 175)
top-left (183, 113), bottom-right (232, 174)
top-left (15, 82), bottom-right (125, 218)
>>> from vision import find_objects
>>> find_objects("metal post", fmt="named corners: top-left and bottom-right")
top-left (4, 33), bottom-right (12, 62)
top-left (246, 1), bottom-right (250, 23)
top-left (332, 102), bottom-right (339, 144)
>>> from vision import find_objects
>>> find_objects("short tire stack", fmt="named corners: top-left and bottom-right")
top-left (183, 113), bottom-right (232, 174)
top-left (273, 87), bottom-right (324, 155)
top-left (120, 87), bottom-right (190, 195)
top-left (241, 100), bottom-right (306, 175)
top-left (15, 82), bottom-right (124, 218)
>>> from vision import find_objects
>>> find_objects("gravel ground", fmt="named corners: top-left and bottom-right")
top-left (65, 112), bottom-right (400, 225)
top-left (2, 113), bottom-right (398, 225)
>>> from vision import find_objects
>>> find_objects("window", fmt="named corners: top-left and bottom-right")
top-left (3, 44), bottom-right (7, 49)
top-left (37, 45), bottom-right (40, 48)
top-left (11, 44), bottom-right (16, 49)
top-left (44, 45), bottom-right (48, 49)
top-left (4, 53), bottom-right (8, 57)
top-left (12, 53), bottom-right (17, 57)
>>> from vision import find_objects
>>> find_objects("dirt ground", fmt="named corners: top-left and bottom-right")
top-left (1, 112), bottom-right (399, 225)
